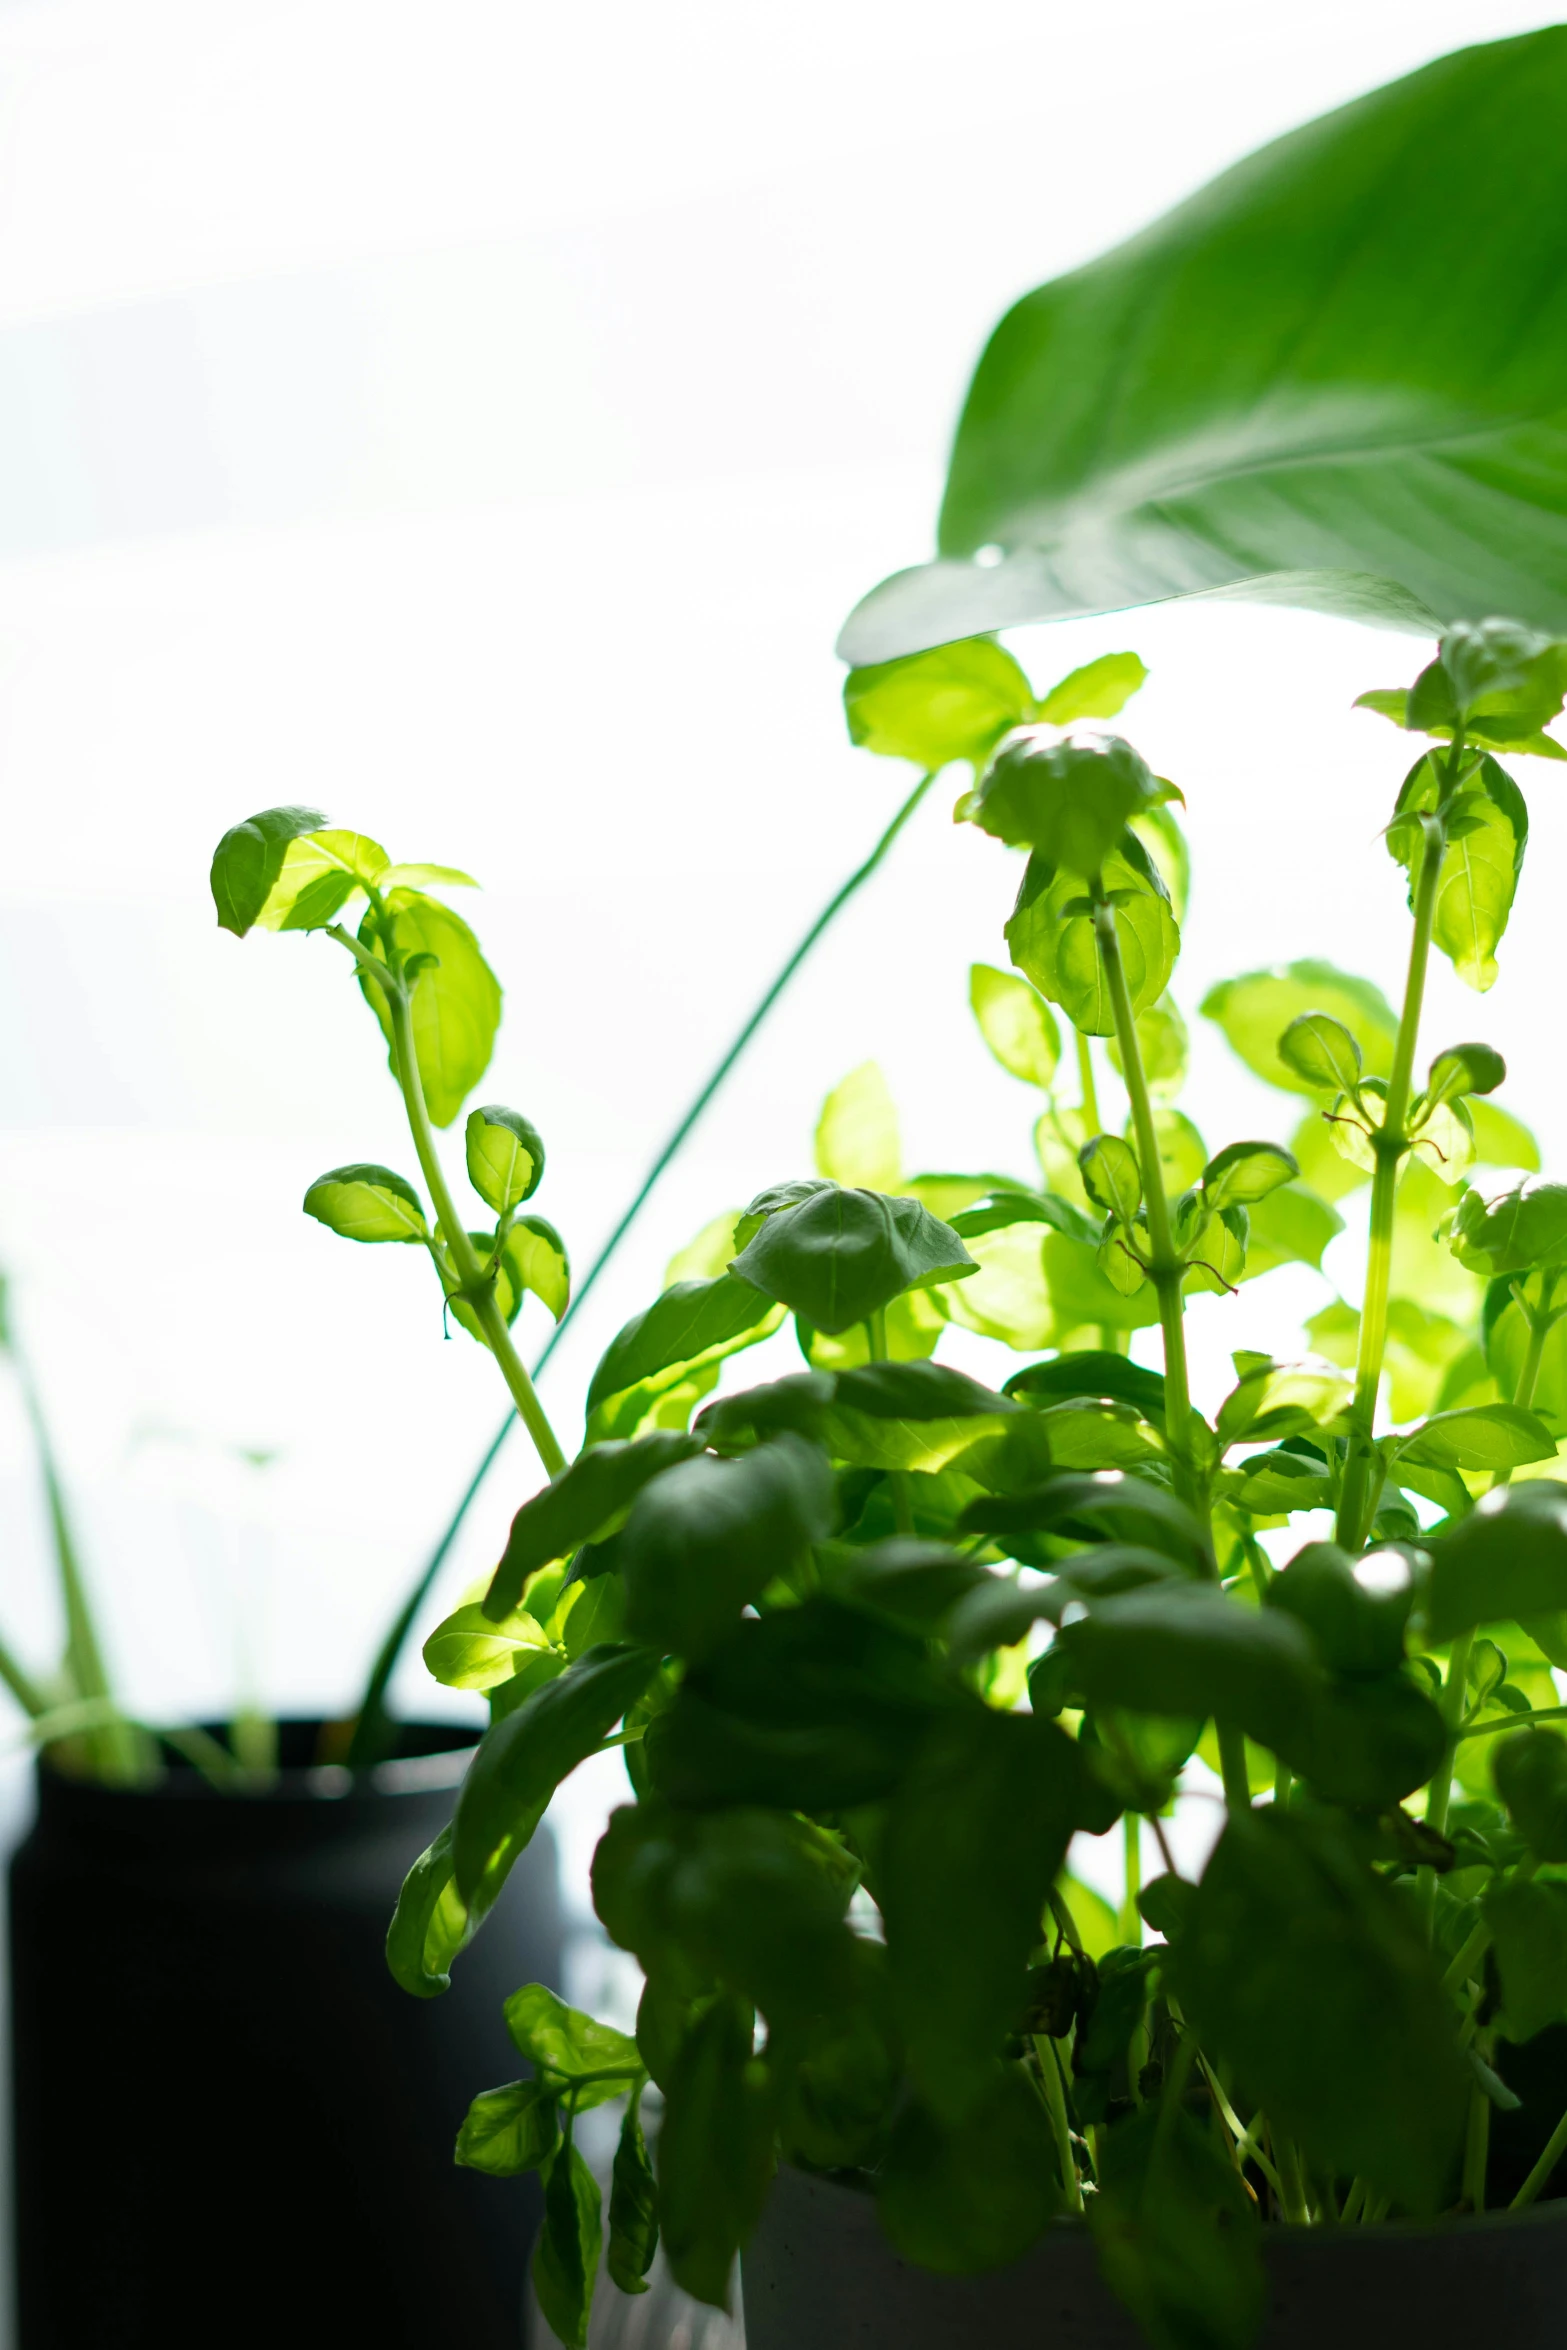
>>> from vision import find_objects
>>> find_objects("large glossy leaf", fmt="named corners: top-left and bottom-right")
top-left (730, 1186), bottom-right (975, 1336)
top-left (839, 30), bottom-right (1567, 661)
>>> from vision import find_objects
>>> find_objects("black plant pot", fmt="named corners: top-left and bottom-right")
top-left (743, 2163), bottom-right (1567, 2350)
top-left (9, 1720), bottom-right (560, 2350)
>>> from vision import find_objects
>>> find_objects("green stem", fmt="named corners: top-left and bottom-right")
top-left (1034, 2036), bottom-right (1084, 2213)
top-left (1119, 1812), bottom-right (1143, 1948)
top-left (15, 1360), bottom-right (151, 1783)
top-left (1095, 888), bottom-right (1249, 1811)
top-left (344, 771), bottom-right (936, 1764)
top-left (1275, 2131), bottom-right (1311, 2225)
top-left (1458, 1701), bottom-right (1567, 1740)
top-left (1512, 2100), bottom-right (1567, 2209)
top-left (1335, 777), bottom-right (1452, 1552)
top-left (867, 1306), bottom-right (915, 1533)
top-left (1092, 896), bottom-right (1190, 1494)
top-left (384, 984), bottom-right (566, 1480)
top-left (1422, 1303), bottom-right (1547, 1912)
top-left (0, 1630), bottom-right (47, 1719)
top-left (1076, 1030), bottom-right (1101, 1133)
top-left (1462, 2040), bottom-right (1492, 2212)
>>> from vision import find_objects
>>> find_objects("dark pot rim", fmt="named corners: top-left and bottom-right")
top-left (776, 2158), bottom-right (1567, 2249)
top-left (34, 1715), bottom-right (480, 1810)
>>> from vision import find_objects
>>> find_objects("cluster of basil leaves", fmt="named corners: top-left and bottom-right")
top-left (214, 623), bottom-right (1567, 2350)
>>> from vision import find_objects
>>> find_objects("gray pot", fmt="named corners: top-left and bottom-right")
top-left (742, 2162), bottom-right (1567, 2350)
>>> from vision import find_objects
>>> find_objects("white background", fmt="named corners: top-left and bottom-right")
top-left (0, 4), bottom-right (1561, 2245)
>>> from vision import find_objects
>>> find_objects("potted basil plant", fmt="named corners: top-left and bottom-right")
top-left (360, 619), bottom-right (1567, 2350)
top-left (6, 829), bottom-right (574, 2350)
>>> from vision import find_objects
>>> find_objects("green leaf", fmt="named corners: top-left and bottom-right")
top-left (1423, 1043), bottom-right (1507, 1113)
top-left (302, 1162), bottom-right (427, 1244)
top-left (1470, 1098), bottom-right (1541, 1173)
top-left (1174, 1807), bottom-right (1468, 2211)
top-left (1493, 1727), bottom-right (1567, 1862)
top-left (1433, 758), bottom-right (1529, 992)
top-left (1090, 2107), bottom-right (1264, 2350)
top-left (592, 1796), bottom-right (859, 2024)
top-left (1201, 1140), bottom-right (1297, 1211)
top-left (360, 890), bottom-right (502, 1127)
top-left (1294, 1674), bottom-right (1448, 1811)
top-left (619, 1434), bottom-right (834, 1659)
top-left (1129, 804), bottom-right (1191, 927)
top-left (960, 729), bottom-right (1163, 876)
top-left (1241, 1181), bottom-right (1343, 1277)
top-left (969, 963), bottom-right (1061, 1091)
top-left (1277, 1012), bottom-right (1363, 1096)
top-left (829, 1538), bottom-right (990, 1632)
top-left (209, 804), bottom-right (327, 936)
top-left (1007, 834), bottom-right (1177, 1035)
top-left (1429, 1483), bottom-right (1567, 1641)
top-left (377, 860), bottom-right (479, 892)
top-left (1036, 650), bottom-right (1149, 724)
top-left (532, 2131), bottom-right (602, 2350)
top-left (385, 1821), bottom-right (493, 1998)
top-left (730, 1186), bottom-right (975, 1336)
top-left (837, 31), bottom-right (1567, 661)
top-left (485, 1435), bottom-right (702, 1618)
top-left (464, 1105), bottom-right (545, 1213)
top-left (1080, 1134), bottom-right (1143, 1222)
top-left (880, 1707), bottom-right (1089, 2117)
top-left (499, 1214), bottom-right (570, 1323)
top-left (584, 1274), bottom-right (784, 1433)
top-left (814, 1062), bottom-right (901, 1191)
top-left (878, 2067), bottom-right (1056, 2274)
top-left (1262, 1542), bottom-right (1410, 1679)
top-left (452, 1644), bottom-right (657, 1905)
top-left (1442, 618), bottom-right (1567, 725)
top-left (1106, 992), bottom-right (1188, 1102)
top-left (1450, 1181), bottom-right (1567, 1276)
top-left (822, 1361), bottom-right (1014, 1474)
top-left (1201, 962), bottom-right (1396, 1096)
top-left (504, 1983), bottom-right (641, 2084)
top-left (259, 828), bottom-right (390, 932)
top-left (843, 637), bottom-right (1033, 772)
top-left (1482, 1877), bottom-right (1567, 2041)
top-left (657, 1991), bottom-right (773, 2309)
top-left (646, 1596), bottom-right (943, 1812)
top-left (607, 2086), bottom-right (659, 2294)
top-left (455, 2078), bottom-right (559, 2177)
top-left (423, 1600), bottom-right (551, 1692)
top-left (958, 1470), bottom-right (1209, 1569)
top-left (1005, 1350), bottom-right (1167, 1423)
top-left (1055, 1583), bottom-right (1318, 1754)
top-left (1392, 1402), bottom-right (1555, 1473)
